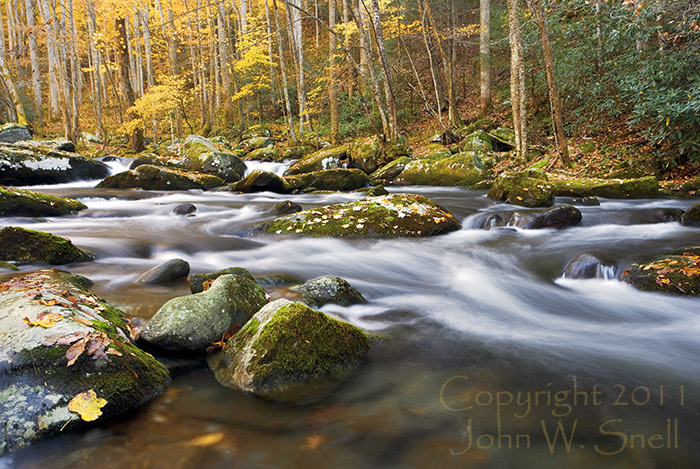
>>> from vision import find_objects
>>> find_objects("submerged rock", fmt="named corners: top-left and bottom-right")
top-left (621, 248), bottom-right (700, 296)
top-left (681, 203), bottom-right (700, 227)
top-left (96, 165), bottom-right (223, 191)
top-left (257, 193), bottom-right (461, 238)
top-left (187, 267), bottom-right (256, 294)
top-left (563, 254), bottom-right (614, 279)
top-left (291, 276), bottom-right (366, 307)
top-left (0, 142), bottom-right (109, 186)
top-left (393, 152), bottom-right (485, 186)
top-left (0, 270), bottom-right (170, 454)
top-left (520, 205), bottom-right (582, 229)
top-left (180, 135), bottom-right (247, 182)
top-left (136, 259), bottom-right (190, 284)
top-left (0, 186), bottom-right (86, 217)
top-left (142, 274), bottom-right (268, 353)
top-left (233, 170), bottom-right (286, 193)
top-left (0, 227), bottom-right (91, 265)
top-left (269, 200), bottom-right (303, 216)
top-left (0, 123), bottom-right (31, 143)
top-left (283, 144), bottom-right (349, 176)
top-left (488, 172), bottom-right (555, 207)
top-left (207, 298), bottom-right (370, 399)
top-left (283, 168), bottom-right (369, 192)
top-left (173, 203), bottom-right (197, 215)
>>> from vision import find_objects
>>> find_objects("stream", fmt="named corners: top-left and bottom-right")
top-left (2, 158), bottom-right (700, 468)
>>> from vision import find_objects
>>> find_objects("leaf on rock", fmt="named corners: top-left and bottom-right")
top-left (68, 390), bottom-right (107, 422)
top-left (72, 316), bottom-right (93, 327)
top-left (190, 433), bottom-right (225, 447)
top-left (300, 434), bottom-right (327, 451)
top-left (66, 338), bottom-right (87, 366)
top-left (23, 312), bottom-right (63, 328)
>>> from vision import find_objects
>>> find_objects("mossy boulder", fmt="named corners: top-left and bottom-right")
top-left (0, 227), bottom-right (91, 265)
top-left (187, 267), bottom-right (256, 293)
top-left (488, 171), bottom-right (555, 207)
top-left (240, 126), bottom-right (272, 140)
top-left (283, 144), bottom-right (349, 176)
top-left (180, 135), bottom-right (247, 182)
top-left (0, 142), bottom-right (109, 186)
top-left (141, 274), bottom-right (268, 353)
top-left (233, 170), bottom-right (286, 193)
top-left (239, 136), bottom-right (275, 152)
top-left (269, 200), bottom-right (303, 216)
top-left (207, 298), bottom-right (370, 399)
top-left (0, 260), bottom-right (18, 271)
top-left (681, 203), bottom-right (700, 227)
top-left (621, 248), bottom-right (700, 296)
top-left (0, 123), bottom-right (31, 143)
top-left (283, 168), bottom-right (369, 192)
top-left (281, 145), bottom-right (316, 160)
top-left (244, 147), bottom-right (280, 162)
top-left (291, 276), bottom-right (366, 307)
top-left (423, 145), bottom-right (452, 160)
top-left (393, 152), bottom-right (485, 186)
top-left (349, 135), bottom-right (411, 174)
top-left (0, 270), bottom-right (170, 454)
top-left (461, 130), bottom-right (493, 153)
top-left (369, 156), bottom-right (411, 184)
top-left (488, 127), bottom-right (515, 151)
top-left (0, 186), bottom-right (86, 216)
top-left (96, 165), bottom-right (223, 191)
top-left (258, 193), bottom-right (461, 238)
top-left (549, 176), bottom-right (660, 199)
top-left (22, 139), bottom-right (75, 153)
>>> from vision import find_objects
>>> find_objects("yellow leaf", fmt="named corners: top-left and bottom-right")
top-left (300, 434), bottom-right (327, 451)
top-left (72, 316), bottom-right (93, 327)
top-left (190, 432), bottom-right (225, 447)
top-left (68, 390), bottom-right (107, 422)
top-left (23, 312), bottom-right (63, 328)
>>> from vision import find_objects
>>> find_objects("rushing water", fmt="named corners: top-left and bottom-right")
top-left (3, 160), bottom-right (700, 468)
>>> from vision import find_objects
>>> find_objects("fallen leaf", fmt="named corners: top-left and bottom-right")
top-left (68, 390), bottom-right (107, 422)
top-left (72, 316), bottom-right (93, 327)
top-left (300, 434), bottom-right (327, 451)
top-left (24, 312), bottom-right (63, 328)
top-left (190, 433), bottom-right (225, 447)
top-left (66, 338), bottom-right (87, 366)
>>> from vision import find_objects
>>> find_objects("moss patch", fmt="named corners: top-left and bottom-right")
top-left (394, 152), bottom-right (485, 186)
top-left (283, 168), bottom-right (369, 192)
top-left (621, 249), bottom-right (700, 296)
top-left (488, 171), bottom-right (555, 207)
top-left (0, 226), bottom-right (91, 265)
top-left (549, 176), bottom-right (660, 198)
top-left (0, 186), bottom-right (86, 217)
top-left (96, 164), bottom-right (223, 190)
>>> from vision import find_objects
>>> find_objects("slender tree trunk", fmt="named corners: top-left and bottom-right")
top-left (116, 16), bottom-right (144, 152)
top-left (141, 3), bottom-right (155, 88)
top-left (329, 0), bottom-right (339, 144)
top-left (24, 0), bottom-right (42, 126)
top-left (0, 55), bottom-right (27, 125)
top-left (342, 0), bottom-right (353, 99)
top-left (217, 1), bottom-right (234, 123)
top-left (286, 0), bottom-right (307, 134)
top-left (66, 0), bottom-right (80, 139)
top-left (507, 0), bottom-right (527, 160)
top-left (368, 0), bottom-right (398, 141)
top-left (356, 0), bottom-right (369, 94)
top-left (86, 0), bottom-right (104, 137)
top-left (272, 0), bottom-right (296, 141)
top-left (263, 0), bottom-right (278, 111)
top-left (0, 7), bottom-right (6, 60)
top-left (417, 0), bottom-right (445, 121)
top-left (480, 0), bottom-right (491, 113)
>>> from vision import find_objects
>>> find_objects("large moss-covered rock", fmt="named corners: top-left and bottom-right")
top-left (0, 123), bottom-right (31, 143)
top-left (0, 227), bottom-right (91, 265)
top-left (488, 127), bottom-right (515, 151)
top-left (96, 165), bottom-right (223, 190)
top-left (21, 139), bottom-right (75, 153)
top-left (0, 186), bottom-right (86, 216)
top-left (488, 172), bottom-right (555, 207)
top-left (283, 144), bottom-right (349, 176)
top-left (281, 145), bottom-right (316, 160)
top-left (187, 267), bottom-right (256, 293)
top-left (472, 205), bottom-right (582, 230)
top-left (239, 136), bottom-right (275, 152)
top-left (461, 130), bottom-right (493, 153)
top-left (207, 299), bottom-right (370, 399)
top-left (349, 135), bottom-right (411, 174)
top-left (243, 147), bottom-right (280, 162)
top-left (240, 126), bottom-right (272, 141)
top-left (0, 142), bottom-right (109, 186)
top-left (0, 270), bottom-right (170, 454)
top-left (369, 156), bottom-right (411, 184)
top-left (141, 274), bottom-right (268, 353)
top-left (681, 203), bottom-right (700, 227)
top-left (291, 276), bottom-right (366, 307)
top-left (621, 249), bottom-right (700, 296)
top-left (258, 193), bottom-right (461, 238)
top-left (283, 168), bottom-right (369, 192)
top-left (234, 170), bottom-right (286, 193)
top-left (393, 152), bottom-right (485, 186)
top-left (180, 135), bottom-right (247, 182)
top-left (549, 176), bottom-right (660, 198)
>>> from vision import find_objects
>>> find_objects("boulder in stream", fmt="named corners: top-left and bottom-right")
top-left (620, 248), bottom-right (700, 296)
top-left (96, 165), bottom-right (223, 191)
top-left (283, 144), bottom-right (348, 176)
top-left (549, 176), bottom-right (660, 199)
top-left (283, 168), bottom-right (369, 192)
top-left (681, 203), bottom-right (700, 227)
top-left (233, 170), bottom-right (286, 193)
top-left (180, 135), bottom-right (247, 182)
top-left (393, 152), bottom-right (485, 186)
top-left (0, 270), bottom-right (170, 454)
top-left (173, 203), bottom-right (197, 215)
top-left (207, 298), bottom-right (370, 399)
top-left (0, 142), bottom-right (109, 186)
top-left (369, 156), bottom-right (411, 184)
top-left (141, 274), bottom-right (268, 353)
top-left (519, 205), bottom-right (582, 229)
top-left (291, 276), bottom-right (366, 307)
top-left (187, 267), bottom-right (256, 293)
top-left (136, 259), bottom-right (190, 284)
top-left (0, 123), bottom-right (31, 143)
top-left (239, 136), bottom-right (275, 152)
top-left (563, 254), bottom-right (614, 279)
top-left (269, 200), bottom-right (303, 216)
top-left (488, 171), bottom-right (555, 207)
top-left (0, 227), bottom-right (91, 265)
top-left (257, 193), bottom-right (461, 238)
top-left (349, 135), bottom-right (411, 174)
top-left (0, 186), bottom-right (86, 216)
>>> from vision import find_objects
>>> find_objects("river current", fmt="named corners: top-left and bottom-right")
top-left (2, 158), bottom-right (700, 468)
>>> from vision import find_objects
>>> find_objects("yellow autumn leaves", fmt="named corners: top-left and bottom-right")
top-left (68, 390), bottom-right (108, 422)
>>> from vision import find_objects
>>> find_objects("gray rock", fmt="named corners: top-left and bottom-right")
top-left (207, 299), bottom-right (370, 399)
top-left (291, 276), bottom-right (366, 307)
top-left (141, 274), bottom-right (268, 353)
top-left (187, 267), bottom-right (255, 293)
top-left (0, 124), bottom-right (31, 143)
top-left (233, 170), bottom-right (286, 193)
top-left (562, 254), bottom-right (614, 279)
top-left (519, 205), bottom-right (582, 229)
top-left (137, 259), bottom-right (190, 284)
top-left (180, 135), bottom-right (247, 182)
top-left (681, 203), bottom-right (700, 227)
top-left (174, 203), bottom-right (196, 215)
top-left (269, 200), bottom-right (302, 216)
top-left (0, 270), bottom-right (169, 454)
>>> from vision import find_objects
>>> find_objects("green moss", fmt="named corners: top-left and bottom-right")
top-left (283, 168), bottom-right (369, 192)
top-left (0, 260), bottom-right (18, 271)
top-left (394, 152), bottom-right (485, 186)
top-left (369, 156), bottom-right (411, 184)
top-left (461, 130), bottom-right (493, 153)
top-left (488, 172), bottom-right (555, 207)
top-left (621, 249), bottom-right (700, 296)
top-left (548, 176), bottom-right (660, 198)
top-left (682, 203), bottom-right (700, 226)
top-left (97, 165), bottom-right (224, 190)
top-left (284, 144), bottom-right (349, 176)
top-left (0, 186), bottom-right (86, 217)
top-left (0, 226), bottom-right (91, 265)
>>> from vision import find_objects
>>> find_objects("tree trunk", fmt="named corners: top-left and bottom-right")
top-left (329, 0), bottom-right (339, 144)
top-left (141, 3), bottom-right (155, 88)
top-left (115, 16), bottom-right (144, 152)
top-left (342, 0), bottom-right (353, 99)
top-left (528, 0), bottom-right (570, 166)
top-left (286, 0), bottom-right (307, 134)
top-left (368, 0), bottom-right (398, 141)
top-left (66, 0), bottom-right (80, 140)
top-left (272, 0), bottom-right (297, 141)
top-left (507, 0), bottom-right (527, 161)
top-left (417, 0), bottom-right (446, 122)
top-left (480, 0), bottom-right (491, 113)
top-left (0, 54), bottom-right (28, 125)
top-left (263, 0), bottom-right (278, 111)
top-left (86, 0), bottom-right (104, 137)
top-left (24, 0), bottom-right (42, 126)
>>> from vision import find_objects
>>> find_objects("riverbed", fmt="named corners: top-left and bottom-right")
top-left (3, 159), bottom-right (700, 468)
